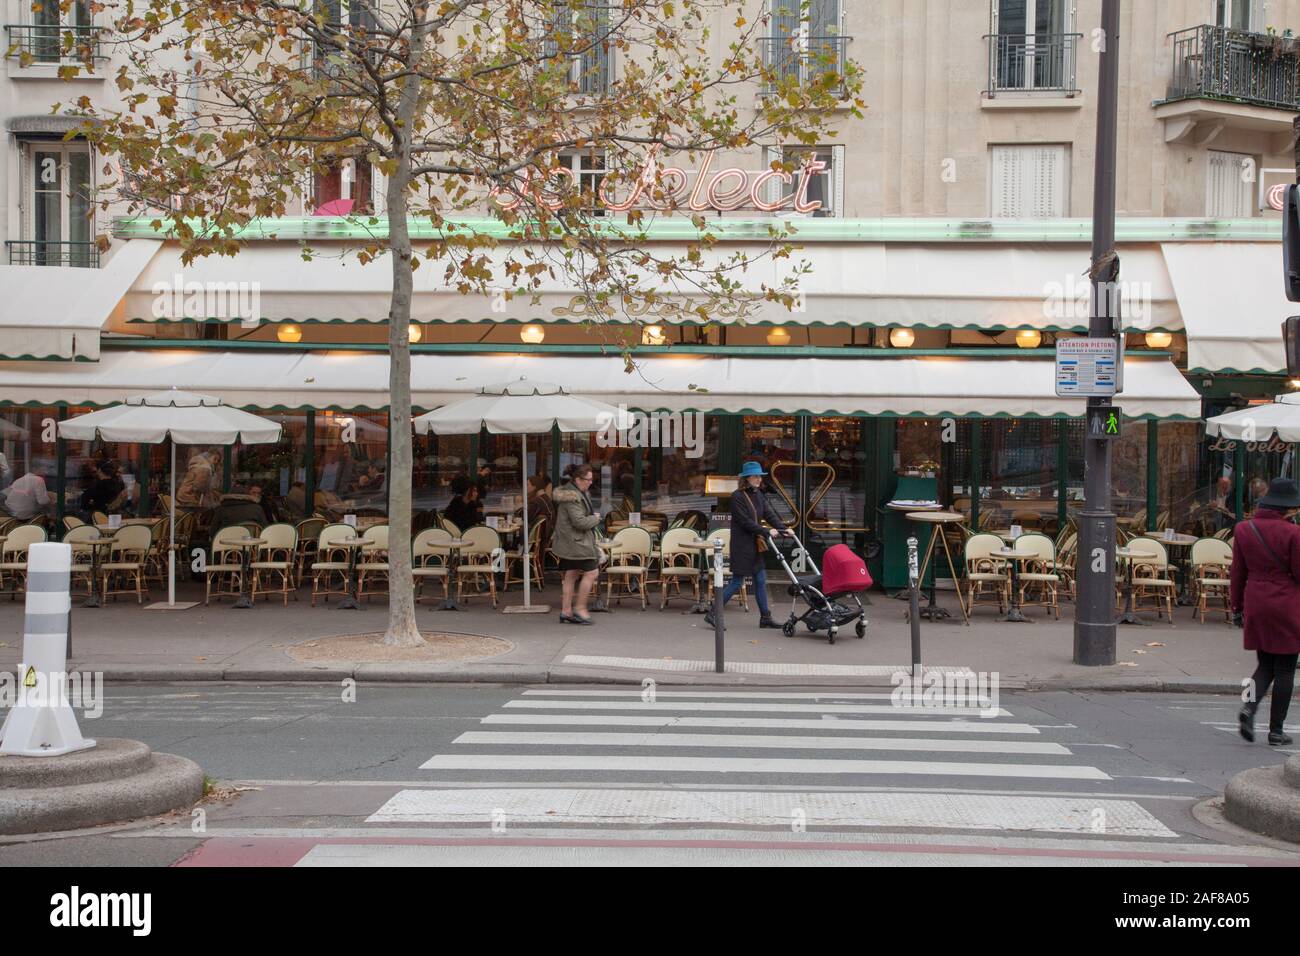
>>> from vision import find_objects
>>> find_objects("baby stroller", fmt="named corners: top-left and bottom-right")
top-left (771, 536), bottom-right (871, 644)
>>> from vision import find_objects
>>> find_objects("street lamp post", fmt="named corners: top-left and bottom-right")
top-left (1074, 0), bottom-right (1121, 666)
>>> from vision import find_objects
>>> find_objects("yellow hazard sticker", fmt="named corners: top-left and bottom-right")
top-left (23, 665), bottom-right (37, 688)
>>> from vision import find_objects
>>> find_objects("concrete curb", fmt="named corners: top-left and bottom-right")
top-left (58, 661), bottom-right (1252, 691)
top-left (1224, 759), bottom-right (1300, 844)
top-left (0, 740), bottom-right (203, 836)
top-left (0, 739), bottom-right (153, 789)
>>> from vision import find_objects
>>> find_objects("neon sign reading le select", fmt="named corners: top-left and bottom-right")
top-left (491, 147), bottom-right (827, 215)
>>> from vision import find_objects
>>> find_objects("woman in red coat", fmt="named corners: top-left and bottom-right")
top-left (1232, 478), bottom-right (1300, 746)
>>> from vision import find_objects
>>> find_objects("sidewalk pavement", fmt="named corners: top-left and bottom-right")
top-left (0, 581), bottom-right (1258, 691)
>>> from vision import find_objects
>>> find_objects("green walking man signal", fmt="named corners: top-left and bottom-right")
top-left (1088, 404), bottom-right (1122, 440)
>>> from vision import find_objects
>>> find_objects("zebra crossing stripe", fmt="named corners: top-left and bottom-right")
top-left (481, 714), bottom-right (1042, 734)
top-left (502, 700), bottom-right (1011, 717)
top-left (418, 754), bottom-right (1110, 780)
top-left (367, 788), bottom-right (1166, 836)
top-left (521, 690), bottom-right (987, 702)
top-left (453, 731), bottom-right (1070, 755)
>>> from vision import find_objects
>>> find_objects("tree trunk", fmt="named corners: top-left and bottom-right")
top-left (380, 13), bottom-right (430, 648)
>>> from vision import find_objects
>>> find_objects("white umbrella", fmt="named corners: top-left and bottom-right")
top-left (413, 379), bottom-right (628, 612)
top-left (58, 389), bottom-right (282, 608)
top-left (1206, 393), bottom-right (1300, 443)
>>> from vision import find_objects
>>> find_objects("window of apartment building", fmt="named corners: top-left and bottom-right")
top-left (771, 146), bottom-right (843, 217)
top-left (1215, 0), bottom-right (1258, 32)
top-left (989, 144), bottom-right (1069, 218)
top-left (314, 0), bottom-right (378, 75)
top-left (551, 151), bottom-right (607, 215)
top-left (990, 0), bottom-right (1073, 92)
top-left (546, 3), bottom-right (614, 93)
top-left (24, 0), bottom-right (92, 63)
top-left (765, 1), bottom-right (843, 91)
top-left (1206, 150), bottom-right (1255, 218)
top-left (15, 141), bottom-right (95, 266)
top-left (313, 155), bottom-right (374, 215)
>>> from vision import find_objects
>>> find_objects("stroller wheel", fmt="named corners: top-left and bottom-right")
top-left (855, 620), bottom-right (866, 639)
top-left (827, 627), bottom-right (837, 644)
top-left (781, 620), bottom-right (796, 638)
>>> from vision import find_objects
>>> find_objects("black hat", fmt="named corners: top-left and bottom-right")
top-left (1258, 478), bottom-right (1300, 509)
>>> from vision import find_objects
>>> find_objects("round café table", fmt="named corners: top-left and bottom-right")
top-left (229, 536), bottom-right (266, 609)
top-left (1142, 532), bottom-right (1198, 605)
top-left (437, 538), bottom-right (468, 611)
top-left (1114, 546), bottom-right (1149, 626)
top-left (80, 534), bottom-right (118, 608)
top-left (992, 546), bottom-right (1037, 623)
top-left (905, 511), bottom-right (969, 625)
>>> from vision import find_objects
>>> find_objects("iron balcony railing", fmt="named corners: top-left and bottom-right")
top-left (6, 241), bottom-right (100, 268)
top-left (985, 32), bottom-right (1082, 96)
top-left (1165, 24), bottom-right (1300, 110)
top-left (4, 23), bottom-right (102, 63)
top-left (760, 35), bottom-right (851, 95)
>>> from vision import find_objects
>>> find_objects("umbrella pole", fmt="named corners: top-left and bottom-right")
top-left (502, 432), bottom-right (548, 614)
top-left (169, 440), bottom-right (176, 607)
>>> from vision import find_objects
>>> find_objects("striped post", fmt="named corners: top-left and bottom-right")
top-left (0, 543), bottom-right (96, 756)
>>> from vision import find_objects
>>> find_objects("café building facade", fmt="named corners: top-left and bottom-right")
top-left (0, 215), bottom-right (1293, 587)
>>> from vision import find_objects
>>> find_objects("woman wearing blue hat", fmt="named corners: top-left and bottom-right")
top-left (706, 460), bottom-right (793, 629)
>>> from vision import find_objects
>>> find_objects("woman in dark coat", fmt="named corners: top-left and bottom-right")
top-left (706, 460), bottom-right (792, 629)
top-left (1232, 477), bottom-right (1300, 746)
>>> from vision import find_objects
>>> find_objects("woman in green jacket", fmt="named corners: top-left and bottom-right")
top-left (552, 463), bottom-right (602, 624)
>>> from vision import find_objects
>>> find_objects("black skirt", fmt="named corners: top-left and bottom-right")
top-left (558, 557), bottom-right (598, 573)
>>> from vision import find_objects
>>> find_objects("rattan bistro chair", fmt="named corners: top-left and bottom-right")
top-left (1125, 538), bottom-right (1177, 625)
top-left (251, 522), bottom-right (298, 605)
top-left (205, 526), bottom-right (250, 606)
top-left (603, 525), bottom-right (653, 610)
top-left (657, 528), bottom-right (702, 610)
top-left (0, 524), bottom-right (47, 598)
top-left (1012, 533), bottom-right (1061, 620)
top-left (100, 524), bottom-right (153, 605)
top-left (455, 526), bottom-right (500, 608)
top-left (1190, 537), bottom-right (1233, 624)
top-left (963, 532), bottom-right (1009, 618)
top-left (412, 528), bottom-right (452, 605)
top-left (357, 524), bottom-right (390, 602)
top-left (311, 523), bottom-right (358, 606)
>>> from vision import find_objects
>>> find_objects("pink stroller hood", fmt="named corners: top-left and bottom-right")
top-left (820, 544), bottom-right (872, 596)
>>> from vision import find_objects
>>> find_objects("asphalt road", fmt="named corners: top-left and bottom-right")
top-left (1, 684), bottom-right (1297, 867)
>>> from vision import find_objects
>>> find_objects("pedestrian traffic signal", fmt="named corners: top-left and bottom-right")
top-left (1087, 404), bottom-right (1122, 440)
top-left (1285, 186), bottom-right (1300, 301)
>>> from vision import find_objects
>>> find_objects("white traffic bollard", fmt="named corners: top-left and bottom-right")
top-left (0, 543), bottom-right (96, 756)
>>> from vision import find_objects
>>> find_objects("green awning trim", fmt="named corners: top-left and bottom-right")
top-left (100, 338), bottom-right (1178, 361)
top-left (111, 215), bottom-right (1282, 244)
top-left (121, 314), bottom-right (1182, 334)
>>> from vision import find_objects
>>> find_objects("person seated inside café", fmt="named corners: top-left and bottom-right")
top-left (285, 481), bottom-right (308, 521)
top-left (78, 460), bottom-right (126, 519)
top-left (209, 485), bottom-right (267, 534)
top-left (519, 473), bottom-right (556, 548)
top-left (442, 474), bottom-right (484, 530)
top-left (0, 463), bottom-right (52, 521)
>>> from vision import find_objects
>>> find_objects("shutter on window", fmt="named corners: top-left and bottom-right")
top-left (831, 144), bottom-right (845, 217)
top-left (580, 3), bottom-right (611, 93)
top-left (18, 142), bottom-right (30, 241)
top-left (1030, 145), bottom-right (1066, 218)
top-left (990, 146), bottom-right (1022, 218)
top-left (770, 0), bottom-right (801, 84)
top-left (1206, 150), bottom-right (1252, 217)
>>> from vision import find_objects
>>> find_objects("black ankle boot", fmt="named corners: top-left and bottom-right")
top-left (759, 615), bottom-right (781, 629)
top-left (1268, 729), bottom-right (1293, 746)
top-left (1239, 704), bottom-right (1257, 742)
top-left (703, 609), bottom-right (726, 630)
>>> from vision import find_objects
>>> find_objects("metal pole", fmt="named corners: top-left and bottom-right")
top-left (712, 539), bottom-right (725, 673)
top-left (521, 432), bottom-right (531, 607)
top-left (907, 535), bottom-right (921, 676)
top-left (1074, 0), bottom-right (1120, 666)
top-left (168, 439), bottom-right (176, 607)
